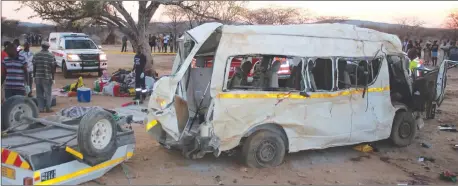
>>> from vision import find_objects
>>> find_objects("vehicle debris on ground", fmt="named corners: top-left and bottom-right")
top-left (92, 69), bottom-right (156, 97)
top-left (438, 124), bottom-right (457, 132)
top-left (439, 171), bottom-right (457, 183)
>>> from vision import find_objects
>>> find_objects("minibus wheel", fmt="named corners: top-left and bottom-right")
top-left (390, 111), bottom-right (417, 147)
top-left (241, 130), bottom-right (286, 168)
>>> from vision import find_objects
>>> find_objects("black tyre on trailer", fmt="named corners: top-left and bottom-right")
top-left (1, 95), bottom-right (40, 131)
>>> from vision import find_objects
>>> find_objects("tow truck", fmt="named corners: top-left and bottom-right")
top-left (1, 96), bottom-right (135, 185)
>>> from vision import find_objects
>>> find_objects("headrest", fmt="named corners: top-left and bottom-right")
top-left (271, 60), bottom-right (281, 72)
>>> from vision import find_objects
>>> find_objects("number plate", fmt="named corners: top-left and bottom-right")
top-left (82, 61), bottom-right (98, 66)
top-left (1, 166), bottom-right (16, 180)
top-left (41, 169), bottom-right (56, 181)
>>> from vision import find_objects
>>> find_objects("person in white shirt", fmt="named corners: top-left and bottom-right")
top-left (19, 42), bottom-right (34, 97)
top-left (163, 34), bottom-right (170, 53)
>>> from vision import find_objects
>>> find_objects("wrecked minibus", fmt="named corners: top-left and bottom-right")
top-left (145, 22), bottom-right (448, 168)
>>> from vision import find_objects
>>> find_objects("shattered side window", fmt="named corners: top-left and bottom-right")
top-left (368, 57), bottom-right (383, 84)
top-left (336, 58), bottom-right (358, 90)
top-left (337, 57), bottom-right (383, 87)
top-left (173, 39), bottom-right (196, 76)
top-left (306, 58), bottom-right (334, 92)
top-left (225, 54), bottom-right (303, 91)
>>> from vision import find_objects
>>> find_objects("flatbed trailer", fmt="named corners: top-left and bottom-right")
top-left (1, 96), bottom-right (135, 185)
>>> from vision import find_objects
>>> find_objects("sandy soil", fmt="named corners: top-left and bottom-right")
top-left (8, 46), bottom-right (458, 185)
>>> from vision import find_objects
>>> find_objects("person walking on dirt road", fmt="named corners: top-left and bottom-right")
top-left (431, 41), bottom-right (439, 66)
top-left (33, 42), bottom-right (56, 113)
top-left (2, 43), bottom-right (28, 99)
top-left (121, 35), bottom-right (128, 52)
top-left (19, 42), bottom-right (34, 97)
top-left (133, 48), bottom-right (147, 103)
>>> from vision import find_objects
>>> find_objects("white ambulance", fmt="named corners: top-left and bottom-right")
top-left (48, 32), bottom-right (108, 78)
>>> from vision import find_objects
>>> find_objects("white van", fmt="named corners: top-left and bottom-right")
top-left (145, 23), bottom-right (448, 168)
top-left (48, 32), bottom-right (108, 78)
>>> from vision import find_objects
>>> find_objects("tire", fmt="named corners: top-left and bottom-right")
top-left (77, 110), bottom-right (117, 160)
top-left (390, 111), bottom-right (417, 147)
top-left (1, 95), bottom-right (39, 131)
top-left (62, 61), bottom-right (70, 79)
top-left (241, 130), bottom-right (286, 168)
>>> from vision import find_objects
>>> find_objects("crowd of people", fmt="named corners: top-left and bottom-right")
top-left (148, 33), bottom-right (175, 53)
top-left (1, 40), bottom-right (56, 113)
top-left (24, 33), bottom-right (43, 46)
top-left (403, 39), bottom-right (458, 67)
top-left (120, 33), bottom-right (180, 53)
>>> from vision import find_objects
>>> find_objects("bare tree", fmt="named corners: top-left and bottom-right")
top-left (163, 6), bottom-right (185, 52)
top-left (394, 16), bottom-right (425, 40)
top-left (175, 1), bottom-right (247, 29)
top-left (314, 16), bottom-right (348, 24)
top-left (242, 6), bottom-right (311, 25)
top-left (445, 8), bottom-right (458, 40)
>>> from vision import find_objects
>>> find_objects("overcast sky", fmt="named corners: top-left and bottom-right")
top-left (2, 1), bottom-right (458, 28)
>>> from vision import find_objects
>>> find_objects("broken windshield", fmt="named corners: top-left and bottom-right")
top-left (173, 37), bottom-right (195, 76)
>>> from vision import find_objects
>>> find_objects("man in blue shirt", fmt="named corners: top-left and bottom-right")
top-left (2, 43), bottom-right (28, 99)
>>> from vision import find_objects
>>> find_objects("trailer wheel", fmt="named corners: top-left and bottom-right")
top-left (241, 130), bottom-right (286, 168)
top-left (390, 111), bottom-right (417, 147)
top-left (77, 110), bottom-right (117, 159)
top-left (1, 95), bottom-right (39, 131)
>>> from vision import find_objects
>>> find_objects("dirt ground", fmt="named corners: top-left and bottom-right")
top-left (13, 45), bottom-right (458, 185)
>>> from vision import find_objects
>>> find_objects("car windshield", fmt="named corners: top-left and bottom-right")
top-left (65, 39), bottom-right (97, 49)
top-left (172, 37), bottom-right (195, 75)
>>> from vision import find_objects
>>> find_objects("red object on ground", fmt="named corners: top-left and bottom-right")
top-left (113, 84), bottom-right (121, 97)
top-left (121, 102), bottom-right (134, 107)
top-left (67, 91), bottom-right (77, 97)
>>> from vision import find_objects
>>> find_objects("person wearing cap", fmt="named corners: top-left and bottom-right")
top-left (32, 42), bottom-right (56, 113)
top-left (19, 42), bottom-right (34, 97)
top-left (2, 43), bottom-right (28, 99)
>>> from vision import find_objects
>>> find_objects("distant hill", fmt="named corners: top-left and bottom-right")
top-left (17, 22), bottom-right (53, 27)
top-left (337, 19), bottom-right (403, 28)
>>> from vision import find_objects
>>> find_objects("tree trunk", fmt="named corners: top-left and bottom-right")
top-left (127, 36), bottom-right (153, 74)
